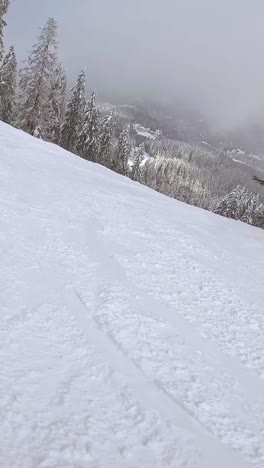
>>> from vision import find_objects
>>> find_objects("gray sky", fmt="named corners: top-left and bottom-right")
top-left (6, 0), bottom-right (264, 128)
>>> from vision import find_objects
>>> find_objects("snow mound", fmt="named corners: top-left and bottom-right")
top-left (0, 122), bottom-right (264, 468)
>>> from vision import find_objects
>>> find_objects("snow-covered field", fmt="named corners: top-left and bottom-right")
top-left (0, 122), bottom-right (264, 468)
top-left (133, 124), bottom-right (160, 140)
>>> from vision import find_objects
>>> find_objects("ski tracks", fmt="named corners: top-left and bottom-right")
top-left (66, 285), bottom-right (248, 468)
top-left (41, 204), bottom-right (264, 467)
top-left (45, 211), bottom-right (256, 468)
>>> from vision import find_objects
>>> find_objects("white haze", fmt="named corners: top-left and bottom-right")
top-left (6, 0), bottom-right (264, 129)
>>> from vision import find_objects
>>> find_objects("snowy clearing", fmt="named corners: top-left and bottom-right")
top-left (0, 122), bottom-right (264, 468)
top-left (133, 124), bottom-right (160, 140)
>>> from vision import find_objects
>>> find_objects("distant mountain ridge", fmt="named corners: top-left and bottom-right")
top-left (99, 99), bottom-right (264, 155)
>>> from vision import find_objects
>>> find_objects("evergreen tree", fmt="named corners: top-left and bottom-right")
top-left (17, 18), bottom-right (58, 135)
top-left (214, 186), bottom-right (246, 220)
top-left (141, 158), bottom-right (154, 188)
top-left (241, 193), bottom-right (259, 225)
top-left (48, 64), bottom-right (66, 143)
top-left (112, 126), bottom-right (130, 175)
top-left (236, 186), bottom-right (249, 219)
top-left (130, 143), bottom-right (144, 181)
top-left (77, 91), bottom-right (100, 162)
top-left (253, 203), bottom-right (264, 228)
top-left (214, 185), bottom-right (264, 228)
top-left (0, 0), bottom-right (9, 62)
top-left (0, 45), bottom-right (17, 124)
top-left (33, 125), bottom-right (44, 140)
top-left (98, 110), bottom-right (114, 167)
top-left (60, 70), bottom-right (86, 152)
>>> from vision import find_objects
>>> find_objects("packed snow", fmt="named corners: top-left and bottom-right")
top-left (0, 122), bottom-right (264, 468)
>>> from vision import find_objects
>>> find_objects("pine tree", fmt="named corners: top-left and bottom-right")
top-left (236, 186), bottom-right (249, 219)
top-left (60, 70), bottom-right (86, 152)
top-left (0, 0), bottom-right (9, 62)
top-left (98, 110), bottom-right (114, 167)
top-left (241, 193), bottom-right (259, 225)
top-left (0, 45), bottom-right (17, 124)
top-left (130, 143), bottom-right (144, 181)
top-left (48, 64), bottom-right (66, 143)
top-left (141, 157), bottom-right (157, 189)
top-left (77, 91), bottom-right (100, 162)
top-left (253, 203), bottom-right (264, 228)
top-left (213, 185), bottom-right (264, 228)
top-left (16, 18), bottom-right (58, 135)
top-left (33, 125), bottom-right (44, 140)
top-left (214, 186), bottom-right (246, 220)
top-left (112, 126), bottom-right (130, 175)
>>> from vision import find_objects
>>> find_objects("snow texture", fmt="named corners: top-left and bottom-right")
top-left (133, 124), bottom-right (160, 140)
top-left (0, 121), bottom-right (264, 468)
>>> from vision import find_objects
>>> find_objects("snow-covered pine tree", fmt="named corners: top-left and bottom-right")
top-left (214, 191), bottom-right (232, 218)
top-left (236, 186), bottom-right (250, 219)
top-left (130, 143), bottom-right (145, 182)
top-left (16, 18), bottom-right (58, 135)
top-left (141, 157), bottom-right (157, 189)
top-left (214, 186), bottom-right (246, 219)
top-left (253, 203), bottom-right (264, 228)
top-left (60, 70), bottom-right (86, 152)
top-left (213, 185), bottom-right (264, 227)
top-left (112, 126), bottom-right (130, 175)
top-left (33, 125), bottom-right (44, 140)
top-left (241, 193), bottom-right (259, 225)
top-left (98, 110), bottom-right (114, 168)
top-left (48, 64), bottom-right (67, 143)
top-left (77, 90), bottom-right (100, 162)
top-left (0, 0), bottom-right (9, 62)
top-left (0, 45), bottom-right (17, 124)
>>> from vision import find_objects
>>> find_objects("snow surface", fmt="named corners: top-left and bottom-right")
top-left (133, 124), bottom-right (160, 140)
top-left (232, 158), bottom-right (252, 168)
top-left (0, 122), bottom-right (264, 468)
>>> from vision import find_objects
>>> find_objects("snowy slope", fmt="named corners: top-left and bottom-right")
top-left (0, 122), bottom-right (264, 468)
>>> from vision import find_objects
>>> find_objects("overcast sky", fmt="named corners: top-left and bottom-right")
top-left (5, 0), bottom-right (264, 128)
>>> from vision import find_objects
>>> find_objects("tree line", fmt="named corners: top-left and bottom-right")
top-left (0, 6), bottom-right (263, 229)
top-left (0, 14), bottom-right (133, 174)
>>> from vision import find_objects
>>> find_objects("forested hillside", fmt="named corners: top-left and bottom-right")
top-left (0, 3), bottom-right (263, 228)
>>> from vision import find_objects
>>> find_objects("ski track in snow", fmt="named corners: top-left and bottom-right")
top-left (0, 122), bottom-right (264, 467)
